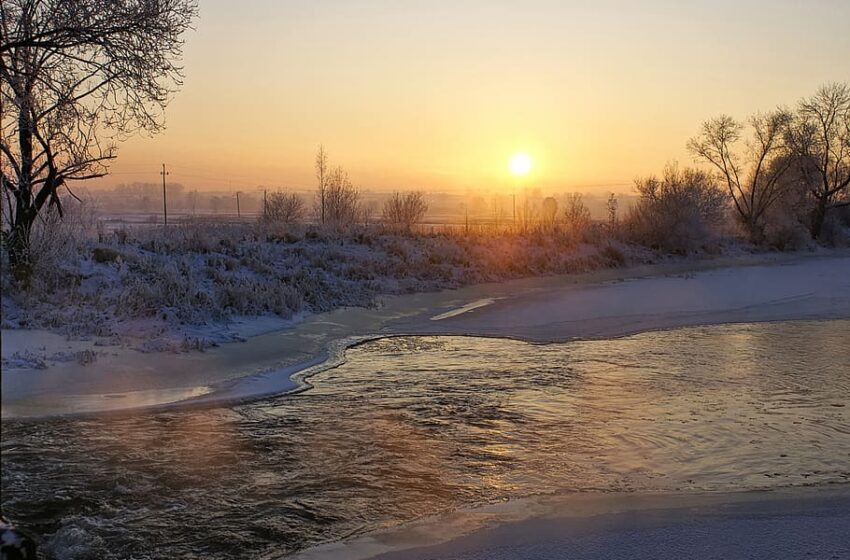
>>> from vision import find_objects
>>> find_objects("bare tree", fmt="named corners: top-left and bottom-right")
top-left (324, 165), bottom-right (361, 230)
top-left (1, 0), bottom-right (197, 280)
top-left (262, 191), bottom-right (304, 226)
top-left (315, 144), bottom-right (328, 225)
top-left (563, 193), bottom-right (591, 238)
top-left (786, 83), bottom-right (850, 239)
top-left (382, 191), bottom-right (428, 232)
top-left (688, 110), bottom-right (792, 243)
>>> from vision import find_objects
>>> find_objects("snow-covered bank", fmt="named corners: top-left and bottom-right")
top-left (2, 251), bottom-right (849, 418)
top-left (291, 487), bottom-right (850, 560)
top-left (1, 225), bottom-right (648, 354)
top-left (395, 252), bottom-right (850, 341)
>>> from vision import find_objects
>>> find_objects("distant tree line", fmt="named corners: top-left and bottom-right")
top-left (259, 146), bottom-right (431, 233)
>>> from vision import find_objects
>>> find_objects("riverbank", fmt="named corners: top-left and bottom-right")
top-left (1, 225), bottom-right (651, 355)
top-left (2, 250), bottom-right (849, 418)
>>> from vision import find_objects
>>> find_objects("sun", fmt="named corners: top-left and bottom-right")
top-left (509, 153), bottom-right (532, 177)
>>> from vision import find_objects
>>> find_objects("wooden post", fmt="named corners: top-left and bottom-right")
top-left (160, 163), bottom-right (169, 225)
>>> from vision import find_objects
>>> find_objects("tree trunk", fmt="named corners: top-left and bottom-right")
top-left (7, 78), bottom-right (37, 283)
top-left (809, 198), bottom-right (828, 240)
top-left (744, 216), bottom-right (765, 245)
top-left (6, 210), bottom-right (35, 284)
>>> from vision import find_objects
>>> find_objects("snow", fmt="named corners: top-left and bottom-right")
top-left (399, 254), bottom-right (850, 341)
top-left (1, 225), bottom-right (652, 355)
top-left (430, 298), bottom-right (500, 321)
top-left (2, 251), bottom-right (848, 418)
top-left (290, 487), bottom-right (850, 560)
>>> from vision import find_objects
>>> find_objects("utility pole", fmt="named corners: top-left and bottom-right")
top-left (236, 191), bottom-right (241, 218)
top-left (263, 189), bottom-right (268, 220)
top-left (160, 163), bottom-right (169, 225)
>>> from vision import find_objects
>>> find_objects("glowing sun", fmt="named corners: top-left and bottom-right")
top-left (509, 153), bottom-right (532, 176)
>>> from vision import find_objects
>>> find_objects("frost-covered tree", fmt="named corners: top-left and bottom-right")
top-left (688, 110), bottom-right (792, 243)
top-left (606, 193), bottom-right (619, 230)
top-left (563, 193), bottom-right (590, 239)
top-left (323, 165), bottom-right (361, 230)
top-left (382, 191), bottom-right (428, 232)
top-left (0, 0), bottom-right (197, 281)
top-left (262, 191), bottom-right (305, 226)
top-left (786, 83), bottom-right (850, 239)
top-left (315, 144), bottom-right (328, 225)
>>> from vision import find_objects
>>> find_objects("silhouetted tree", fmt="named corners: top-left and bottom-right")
top-left (0, 0), bottom-right (197, 281)
top-left (688, 110), bottom-right (792, 243)
top-left (786, 83), bottom-right (850, 239)
top-left (315, 145), bottom-right (328, 225)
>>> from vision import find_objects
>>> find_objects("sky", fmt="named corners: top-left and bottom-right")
top-left (94, 0), bottom-right (850, 195)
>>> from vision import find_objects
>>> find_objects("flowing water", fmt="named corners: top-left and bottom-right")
top-left (2, 320), bottom-right (849, 559)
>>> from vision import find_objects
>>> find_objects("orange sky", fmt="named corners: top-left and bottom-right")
top-left (93, 0), bottom-right (850, 194)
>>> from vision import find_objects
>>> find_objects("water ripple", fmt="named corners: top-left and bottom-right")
top-left (1, 320), bottom-right (848, 559)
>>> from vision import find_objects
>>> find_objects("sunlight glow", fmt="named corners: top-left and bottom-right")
top-left (509, 153), bottom-right (532, 177)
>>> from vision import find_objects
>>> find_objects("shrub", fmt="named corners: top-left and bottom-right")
top-left (316, 166), bottom-right (363, 231)
top-left (563, 193), bottom-right (591, 240)
top-left (382, 191), bottom-right (428, 232)
top-left (626, 163), bottom-right (729, 253)
top-left (261, 191), bottom-right (304, 226)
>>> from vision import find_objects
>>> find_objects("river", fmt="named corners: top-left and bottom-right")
top-left (1, 319), bottom-right (848, 559)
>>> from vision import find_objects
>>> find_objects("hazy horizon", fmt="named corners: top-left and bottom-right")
top-left (89, 0), bottom-right (850, 195)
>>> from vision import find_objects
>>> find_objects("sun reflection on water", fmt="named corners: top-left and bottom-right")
top-left (2, 320), bottom-right (848, 559)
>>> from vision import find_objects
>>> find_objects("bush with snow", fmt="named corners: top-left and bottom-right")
top-left (382, 192), bottom-right (428, 232)
top-left (626, 164), bottom-right (729, 253)
top-left (260, 191), bottom-right (305, 227)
